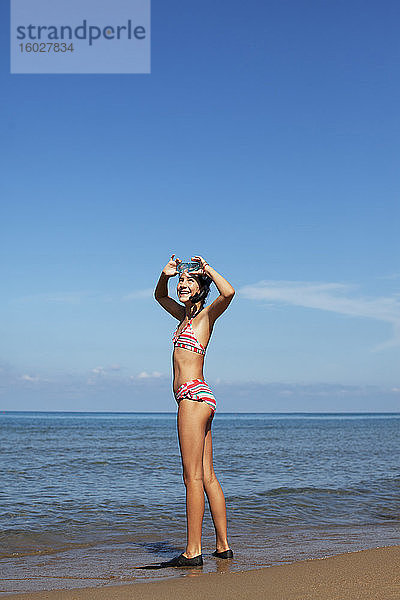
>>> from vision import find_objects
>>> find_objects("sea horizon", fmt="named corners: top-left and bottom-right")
top-left (3, 410), bottom-right (400, 415)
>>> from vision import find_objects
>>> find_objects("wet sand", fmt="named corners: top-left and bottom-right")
top-left (3, 545), bottom-right (400, 600)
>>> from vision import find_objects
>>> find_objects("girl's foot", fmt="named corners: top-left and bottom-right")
top-left (212, 549), bottom-right (233, 559)
top-left (160, 553), bottom-right (203, 567)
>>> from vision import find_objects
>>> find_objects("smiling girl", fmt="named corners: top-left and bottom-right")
top-left (154, 254), bottom-right (235, 566)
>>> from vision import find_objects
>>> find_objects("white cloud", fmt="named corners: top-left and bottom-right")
top-left (2, 362), bottom-right (399, 412)
top-left (91, 367), bottom-right (105, 375)
top-left (137, 371), bottom-right (149, 379)
top-left (240, 280), bottom-right (400, 349)
top-left (137, 371), bottom-right (162, 379)
top-left (90, 365), bottom-right (123, 375)
top-left (122, 288), bottom-right (153, 301)
top-left (379, 273), bottom-right (400, 280)
top-left (21, 374), bottom-right (40, 382)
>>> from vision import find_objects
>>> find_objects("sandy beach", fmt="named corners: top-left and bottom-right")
top-left (4, 546), bottom-right (399, 600)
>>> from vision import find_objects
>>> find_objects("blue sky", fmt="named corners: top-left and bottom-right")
top-left (1, 0), bottom-right (399, 412)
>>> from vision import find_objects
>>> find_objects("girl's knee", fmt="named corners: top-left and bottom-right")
top-left (182, 469), bottom-right (204, 486)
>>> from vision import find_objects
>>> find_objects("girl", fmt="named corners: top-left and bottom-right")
top-left (154, 254), bottom-right (235, 566)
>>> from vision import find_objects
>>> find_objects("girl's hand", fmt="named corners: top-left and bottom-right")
top-left (191, 255), bottom-right (209, 275)
top-left (162, 254), bottom-right (181, 277)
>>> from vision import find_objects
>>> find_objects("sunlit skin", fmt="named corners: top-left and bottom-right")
top-left (173, 271), bottom-right (209, 392)
top-left (155, 254), bottom-right (235, 559)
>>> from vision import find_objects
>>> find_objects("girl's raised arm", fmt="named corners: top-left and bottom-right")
top-left (192, 255), bottom-right (235, 324)
top-left (154, 254), bottom-right (185, 320)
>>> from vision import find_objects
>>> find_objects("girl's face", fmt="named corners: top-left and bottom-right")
top-left (177, 272), bottom-right (200, 303)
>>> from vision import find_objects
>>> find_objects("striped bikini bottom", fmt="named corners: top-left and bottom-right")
top-left (174, 378), bottom-right (216, 417)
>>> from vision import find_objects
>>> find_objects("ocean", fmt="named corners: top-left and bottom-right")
top-left (1, 411), bottom-right (399, 594)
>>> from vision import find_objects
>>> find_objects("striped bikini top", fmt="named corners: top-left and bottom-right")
top-left (172, 318), bottom-right (206, 355)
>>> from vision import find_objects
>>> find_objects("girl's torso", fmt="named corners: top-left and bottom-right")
top-left (172, 312), bottom-right (212, 393)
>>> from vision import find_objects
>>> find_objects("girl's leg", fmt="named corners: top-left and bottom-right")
top-left (177, 399), bottom-right (212, 557)
top-left (202, 420), bottom-right (230, 552)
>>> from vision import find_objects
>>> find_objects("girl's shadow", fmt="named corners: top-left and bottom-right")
top-left (135, 540), bottom-right (183, 570)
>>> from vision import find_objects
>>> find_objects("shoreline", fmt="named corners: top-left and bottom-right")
top-left (3, 545), bottom-right (400, 600)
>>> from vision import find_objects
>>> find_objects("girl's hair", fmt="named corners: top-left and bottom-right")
top-left (191, 274), bottom-right (212, 306)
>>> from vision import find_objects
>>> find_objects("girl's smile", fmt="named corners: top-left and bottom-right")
top-left (177, 273), bottom-right (200, 300)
